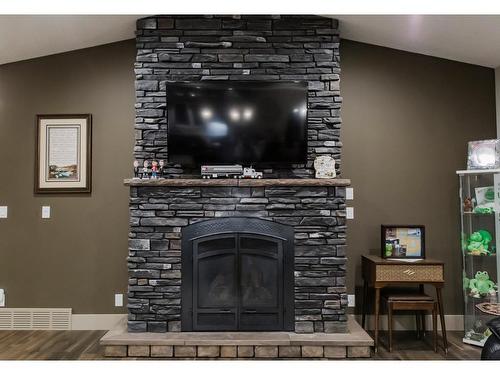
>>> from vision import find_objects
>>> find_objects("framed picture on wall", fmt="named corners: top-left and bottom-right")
top-left (35, 114), bottom-right (92, 194)
top-left (381, 225), bottom-right (425, 259)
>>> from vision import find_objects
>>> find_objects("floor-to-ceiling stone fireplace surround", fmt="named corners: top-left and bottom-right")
top-left (127, 15), bottom-right (348, 335)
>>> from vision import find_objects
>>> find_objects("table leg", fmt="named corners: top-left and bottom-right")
top-left (388, 301), bottom-right (393, 352)
top-left (433, 303), bottom-right (438, 353)
top-left (435, 286), bottom-right (448, 354)
top-left (362, 279), bottom-right (368, 329)
top-left (374, 287), bottom-right (381, 353)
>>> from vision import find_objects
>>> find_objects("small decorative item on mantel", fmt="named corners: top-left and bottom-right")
top-left (142, 160), bottom-right (149, 179)
top-left (133, 160), bottom-right (140, 179)
top-left (314, 155), bottom-right (336, 179)
top-left (159, 159), bottom-right (165, 176)
top-left (151, 160), bottom-right (159, 179)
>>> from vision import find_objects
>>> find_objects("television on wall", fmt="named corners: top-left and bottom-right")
top-left (166, 81), bottom-right (308, 167)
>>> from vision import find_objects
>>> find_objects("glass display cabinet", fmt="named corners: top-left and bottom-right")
top-left (458, 169), bottom-right (500, 346)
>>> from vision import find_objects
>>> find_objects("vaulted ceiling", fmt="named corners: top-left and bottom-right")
top-left (2, 15), bottom-right (500, 68)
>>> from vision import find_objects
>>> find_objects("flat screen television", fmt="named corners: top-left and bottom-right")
top-left (167, 81), bottom-right (308, 166)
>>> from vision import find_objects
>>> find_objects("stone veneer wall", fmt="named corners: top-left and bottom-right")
top-left (128, 14), bottom-right (346, 333)
top-left (128, 184), bottom-right (347, 333)
top-left (134, 15), bottom-right (341, 178)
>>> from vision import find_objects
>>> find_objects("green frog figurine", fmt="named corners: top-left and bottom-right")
top-left (466, 230), bottom-right (493, 256)
top-left (469, 271), bottom-right (497, 298)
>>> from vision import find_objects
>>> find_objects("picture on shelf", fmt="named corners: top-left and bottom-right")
top-left (381, 225), bottom-right (425, 259)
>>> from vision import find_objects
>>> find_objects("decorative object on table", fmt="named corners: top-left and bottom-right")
top-left (151, 160), bottom-right (159, 179)
top-left (466, 230), bottom-right (494, 256)
top-left (201, 164), bottom-right (243, 179)
top-left (463, 196), bottom-right (474, 212)
top-left (241, 166), bottom-right (263, 179)
top-left (381, 225), bottom-right (425, 259)
top-left (468, 271), bottom-right (497, 298)
top-left (474, 186), bottom-right (495, 214)
top-left (476, 303), bottom-right (500, 316)
top-left (314, 155), bottom-right (336, 179)
top-left (467, 139), bottom-right (500, 170)
top-left (35, 114), bottom-right (92, 193)
top-left (133, 160), bottom-right (140, 179)
top-left (142, 160), bottom-right (149, 179)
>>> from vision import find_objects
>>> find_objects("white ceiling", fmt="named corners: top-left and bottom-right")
top-left (336, 15), bottom-right (500, 68)
top-left (2, 15), bottom-right (500, 68)
top-left (0, 15), bottom-right (138, 65)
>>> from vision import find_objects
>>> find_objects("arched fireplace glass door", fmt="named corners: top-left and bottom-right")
top-left (181, 218), bottom-right (294, 331)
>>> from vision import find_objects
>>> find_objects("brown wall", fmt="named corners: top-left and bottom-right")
top-left (340, 40), bottom-right (496, 314)
top-left (0, 38), bottom-right (496, 315)
top-left (0, 40), bottom-right (135, 313)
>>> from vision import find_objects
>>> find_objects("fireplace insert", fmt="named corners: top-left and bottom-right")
top-left (181, 218), bottom-right (294, 331)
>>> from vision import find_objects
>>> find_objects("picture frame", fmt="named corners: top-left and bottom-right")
top-left (381, 225), bottom-right (425, 259)
top-left (35, 114), bottom-right (92, 194)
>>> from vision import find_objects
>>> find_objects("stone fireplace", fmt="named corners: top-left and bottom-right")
top-left (127, 15), bottom-right (347, 335)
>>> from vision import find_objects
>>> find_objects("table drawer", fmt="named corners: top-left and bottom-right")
top-left (376, 264), bottom-right (444, 282)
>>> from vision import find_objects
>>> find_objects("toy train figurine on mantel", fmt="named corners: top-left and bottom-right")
top-left (201, 165), bottom-right (263, 179)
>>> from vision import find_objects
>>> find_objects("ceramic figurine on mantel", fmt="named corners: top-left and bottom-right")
top-left (142, 160), bottom-right (149, 179)
top-left (314, 155), bottom-right (336, 179)
top-left (133, 160), bottom-right (140, 179)
top-left (151, 160), bottom-right (159, 179)
top-left (159, 159), bottom-right (165, 176)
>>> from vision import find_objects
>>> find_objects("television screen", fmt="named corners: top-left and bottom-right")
top-left (167, 81), bottom-right (308, 166)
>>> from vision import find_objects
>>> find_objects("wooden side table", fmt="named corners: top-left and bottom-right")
top-left (361, 255), bottom-right (448, 353)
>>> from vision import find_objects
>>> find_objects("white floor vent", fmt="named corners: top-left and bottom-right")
top-left (0, 308), bottom-right (72, 330)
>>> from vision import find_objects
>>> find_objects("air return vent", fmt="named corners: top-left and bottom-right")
top-left (0, 308), bottom-right (71, 330)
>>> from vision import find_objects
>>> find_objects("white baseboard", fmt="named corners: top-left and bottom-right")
top-left (71, 314), bottom-right (462, 331)
top-left (71, 314), bottom-right (126, 330)
top-left (351, 314), bottom-right (464, 331)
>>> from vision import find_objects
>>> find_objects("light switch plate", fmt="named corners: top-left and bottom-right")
top-left (0, 206), bottom-right (7, 218)
top-left (347, 294), bottom-right (355, 307)
top-left (42, 206), bottom-right (51, 219)
top-left (346, 207), bottom-right (354, 219)
top-left (0, 289), bottom-right (5, 307)
top-left (346, 187), bottom-right (354, 200)
top-left (115, 294), bottom-right (123, 307)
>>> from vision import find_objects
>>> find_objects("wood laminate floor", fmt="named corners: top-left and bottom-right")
top-left (0, 330), bottom-right (482, 360)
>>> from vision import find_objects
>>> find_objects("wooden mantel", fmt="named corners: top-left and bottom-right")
top-left (124, 178), bottom-right (351, 187)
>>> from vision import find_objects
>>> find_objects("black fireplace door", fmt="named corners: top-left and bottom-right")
top-left (181, 218), bottom-right (294, 331)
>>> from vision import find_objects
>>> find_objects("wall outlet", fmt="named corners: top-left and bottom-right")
top-left (42, 206), bottom-right (51, 219)
top-left (347, 294), bottom-right (355, 307)
top-left (346, 187), bottom-right (354, 200)
top-left (0, 206), bottom-right (7, 218)
top-left (114, 294), bottom-right (123, 307)
top-left (346, 207), bottom-right (354, 219)
top-left (0, 289), bottom-right (5, 307)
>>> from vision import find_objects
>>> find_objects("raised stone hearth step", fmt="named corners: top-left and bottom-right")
top-left (101, 317), bottom-right (372, 359)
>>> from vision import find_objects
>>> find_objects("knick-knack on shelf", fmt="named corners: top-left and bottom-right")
top-left (151, 160), bottom-right (159, 179)
top-left (142, 160), bottom-right (149, 179)
top-left (133, 160), bottom-right (140, 179)
top-left (314, 155), bottom-right (336, 179)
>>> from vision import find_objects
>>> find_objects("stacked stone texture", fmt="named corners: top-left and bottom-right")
top-left (128, 185), bottom-right (347, 333)
top-left (134, 15), bottom-right (342, 178)
top-left (129, 15), bottom-right (346, 333)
